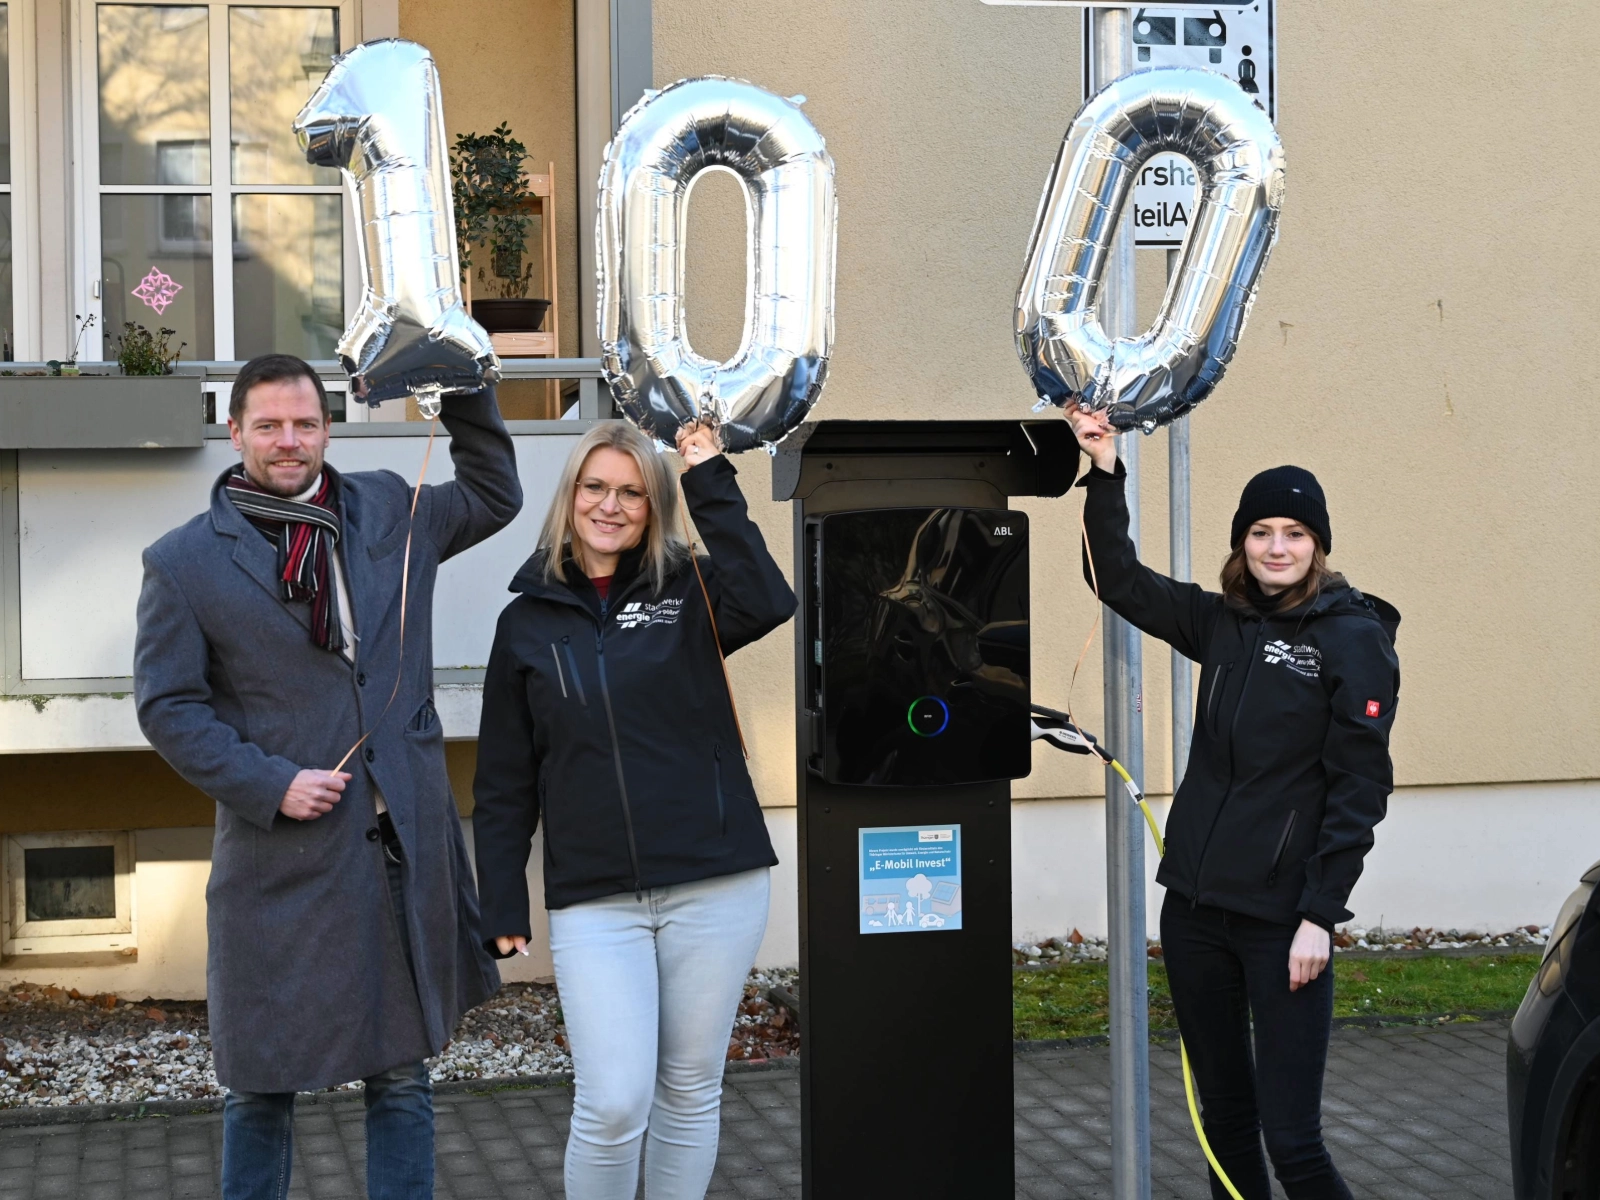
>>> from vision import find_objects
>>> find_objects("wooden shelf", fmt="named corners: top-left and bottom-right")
top-left (489, 331), bottom-right (556, 356)
top-left (461, 159), bottom-right (559, 350)
top-left (454, 161), bottom-right (564, 420)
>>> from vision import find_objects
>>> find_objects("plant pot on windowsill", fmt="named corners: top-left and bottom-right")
top-left (472, 298), bottom-right (551, 334)
top-left (0, 372), bottom-right (203, 449)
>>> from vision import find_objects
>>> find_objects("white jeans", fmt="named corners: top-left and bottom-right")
top-left (549, 867), bottom-right (771, 1200)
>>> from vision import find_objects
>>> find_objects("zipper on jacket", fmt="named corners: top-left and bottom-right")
top-left (1207, 662), bottom-right (1233, 732)
top-left (560, 638), bottom-right (588, 706)
top-left (1266, 810), bottom-right (1297, 885)
top-left (714, 743), bottom-right (726, 834)
top-left (538, 777), bottom-right (556, 868)
top-left (1191, 623), bottom-right (1267, 907)
top-left (593, 626), bottom-right (645, 899)
top-left (550, 644), bottom-right (568, 699)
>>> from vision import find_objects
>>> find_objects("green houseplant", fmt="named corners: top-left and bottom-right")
top-left (450, 123), bottom-right (550, 334)
top-left (112, 323), bottom-right (186, 376)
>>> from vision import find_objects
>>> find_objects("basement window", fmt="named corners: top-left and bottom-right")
top-left (2, 832), bottom-right (134, 959)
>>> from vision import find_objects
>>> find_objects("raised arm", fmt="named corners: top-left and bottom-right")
top-left (471, 607), bottom-right (543, 957)
top-left (1064, 405), bottom-right (1221, 661)
top-left (1077, 460), bottom-right (1221, 663)
top-left (424, 385), bottom-right (525, 560)
top-left (676, 428), bottom-right (797, 654)
top-left (134, 547), bottom-right (304, 831)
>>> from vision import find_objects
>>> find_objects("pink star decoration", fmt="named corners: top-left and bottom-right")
top-left (132, 268), bottom-right (183, 315)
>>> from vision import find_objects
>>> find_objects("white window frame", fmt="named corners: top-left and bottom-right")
top-left (4, 0), bottom-right (39, 359)
top-left (71, 0), bottom-right (359, 361)
top-left (2, 830), bottom-right (135, 958)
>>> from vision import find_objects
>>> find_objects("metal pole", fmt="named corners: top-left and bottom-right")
top-left (1167, 248), bottom-right (1193, 792)
top-left (1094, 9), bottom-right (1150, 1200)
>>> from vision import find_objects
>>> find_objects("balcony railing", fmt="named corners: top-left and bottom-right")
top-left (0, 359), bottom-right (612, 709)
top-left (2, 358), bottom-right (611, 426)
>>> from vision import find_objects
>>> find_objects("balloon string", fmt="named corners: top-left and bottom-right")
top-left (1065, 502), bottom-right (1103, 731)
top-left (332, 416), bottom-right (439, 774)
top-left (679, 503), bottom-right (749, 761)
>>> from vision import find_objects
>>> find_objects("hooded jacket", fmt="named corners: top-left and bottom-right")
top-left (1082, 463), bottom-right (1400, 930)
top-left (471, 455), bottom-right (795, 943)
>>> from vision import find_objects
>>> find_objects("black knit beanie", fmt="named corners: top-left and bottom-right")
top-left (1229, 466), bottom-right (1331, 552)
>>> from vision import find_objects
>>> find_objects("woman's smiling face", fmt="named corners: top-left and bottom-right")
top-left (1243, 517), bottom-right (1315, 595)
top-left (571, 446), bottom-right (651, 568)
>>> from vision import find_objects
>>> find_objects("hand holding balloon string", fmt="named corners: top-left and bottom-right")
top-left (1064, 403), bottom-right (1119, 474)
top-left (675, 419), bottom-right (723, 467)
top-left (280, 768), bottom-right (352, 821)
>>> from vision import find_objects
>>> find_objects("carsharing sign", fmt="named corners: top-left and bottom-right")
top-left (1082, 3), bottom-right (1278, 248)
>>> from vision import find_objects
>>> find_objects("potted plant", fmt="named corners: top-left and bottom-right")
top-left (0, 319), bottom-right (201, 450)
top-left (45, 313), bottom-right (97, 376)
top-left (450, 123), bottom-right (550, 335)
top-left (112, 322), bottom-right (186, 377)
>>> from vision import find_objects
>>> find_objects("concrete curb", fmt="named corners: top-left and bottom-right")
top-left (2, 1012), bottom-right (1510, 1129)
top-left (1015, 945), bottom-right (1543, 971)
top-left (0, 1056), bottom-right (800, 1129)
top-left (1012, 1010), bottom-right (1514, 1056)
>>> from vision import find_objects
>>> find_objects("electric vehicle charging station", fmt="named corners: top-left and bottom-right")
top-left (773, 419), bottom-right (1079, 1198)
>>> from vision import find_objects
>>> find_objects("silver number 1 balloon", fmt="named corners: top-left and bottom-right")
top-left (1016, 66), bottom-right (1285, 432)
top-left (598, 76), bottom-right (837, 453)
top-left (294, 39), bottom-right (499, 417)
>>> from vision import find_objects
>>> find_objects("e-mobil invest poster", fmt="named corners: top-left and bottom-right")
top-left (859, 825), bottom-right (963, 934)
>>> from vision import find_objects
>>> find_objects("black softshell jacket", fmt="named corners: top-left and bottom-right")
top-left (1082, 463), bottom-right (1400, 929)
top-left (471, 456), bottom-right (795, 945)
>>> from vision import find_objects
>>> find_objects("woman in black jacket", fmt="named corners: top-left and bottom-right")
top-left (472, 419), bottom-right (795, 1200)
top-left (1067, 406), bottom-right (1399, 1200)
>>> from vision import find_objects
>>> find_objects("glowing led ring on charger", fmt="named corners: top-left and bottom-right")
top-left (907, 696), bottom-right (950, 738)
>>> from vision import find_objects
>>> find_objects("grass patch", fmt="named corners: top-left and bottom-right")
top-left (1013, 954), bottom-right (1540, 1041)
top-left (1334, 953), bottom-right (1538, 1018)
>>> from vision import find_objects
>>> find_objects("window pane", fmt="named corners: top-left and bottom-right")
top-left (98, 5), bottom-right (210, 186)
top-left (0, 195), bottom-right (11, 358)
top-left (233, 193), bottom-right (342, 359)
top-left (24, 846), bottom-right (116, 921)
top-left (0, 7), bottom-right (11, 184)
top-left (102, 193), bottom-right (215, 358)
top-left (230, 8), bottom-right (339, 185)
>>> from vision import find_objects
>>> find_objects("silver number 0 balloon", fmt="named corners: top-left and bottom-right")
top-left (598, 77), bottom-right (837, 453)
top-left (1015, 66), bottom-right (1285, 432)
top-left (295, 39), bottom-right (499, 416)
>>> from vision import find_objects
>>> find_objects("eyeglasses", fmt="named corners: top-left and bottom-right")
top-left (576, 480), bottom-right (649, 511)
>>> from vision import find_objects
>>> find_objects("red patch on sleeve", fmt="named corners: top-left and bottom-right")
top-left (1365, 700), bottom-right (1381, 717)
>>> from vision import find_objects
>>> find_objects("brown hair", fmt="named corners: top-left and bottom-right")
top-left (1220, 535), bottom-right (1346, 613)
top-left (230, 354), bottom-right (329, 424)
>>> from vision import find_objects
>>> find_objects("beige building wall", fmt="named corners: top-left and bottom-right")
top-left (655, 0), bottom-right (1600, 807)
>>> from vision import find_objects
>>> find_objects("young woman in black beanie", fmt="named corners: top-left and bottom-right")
top-left (1067, 406), bottom-right (1400, 1200)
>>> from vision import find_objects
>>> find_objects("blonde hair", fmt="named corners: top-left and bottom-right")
top-left (537, 422), bottom-right (690, 595)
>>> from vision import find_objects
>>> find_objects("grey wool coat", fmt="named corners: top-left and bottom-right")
top-left (133, 388), bottom-right (522, 1094)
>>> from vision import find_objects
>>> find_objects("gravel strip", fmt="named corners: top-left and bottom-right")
top-left (1013, 923), bottom-right (1551, 966)
top-left (0, 966), bottom-right (801, 1110)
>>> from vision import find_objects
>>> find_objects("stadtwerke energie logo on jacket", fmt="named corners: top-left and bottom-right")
top-left (614, 597), bottom-right (685, 630)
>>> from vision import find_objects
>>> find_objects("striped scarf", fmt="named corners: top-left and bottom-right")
top-left (225, 467), bottom-right (345, 653)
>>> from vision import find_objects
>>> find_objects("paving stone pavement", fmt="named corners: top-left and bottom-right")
top-left (0, 1019), bottom-right (1512, 1199)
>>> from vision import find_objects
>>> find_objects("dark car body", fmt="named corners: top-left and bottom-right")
top-left (1508, 859), bottom-right (1600, 1199)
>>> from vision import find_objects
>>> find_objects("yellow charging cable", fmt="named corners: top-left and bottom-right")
top-left (1054, 476), bottom-right (1247, 1197)
top-left (1105, 756), bottom-right (1247, 1200)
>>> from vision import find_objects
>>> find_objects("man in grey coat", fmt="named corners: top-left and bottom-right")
top-left (134, 354), bottom-right (522, 1200)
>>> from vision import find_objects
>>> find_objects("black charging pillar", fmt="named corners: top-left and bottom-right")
top-left (773, 420), bottom-right (1079, 1199)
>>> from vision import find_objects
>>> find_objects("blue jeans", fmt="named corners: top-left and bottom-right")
top-left (550, 867), bottom-right (771, 1200)
top-left (222, 818), bottom-right (434, 1200)
top-left (1160, 892), bottom-right (1353, 1200)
